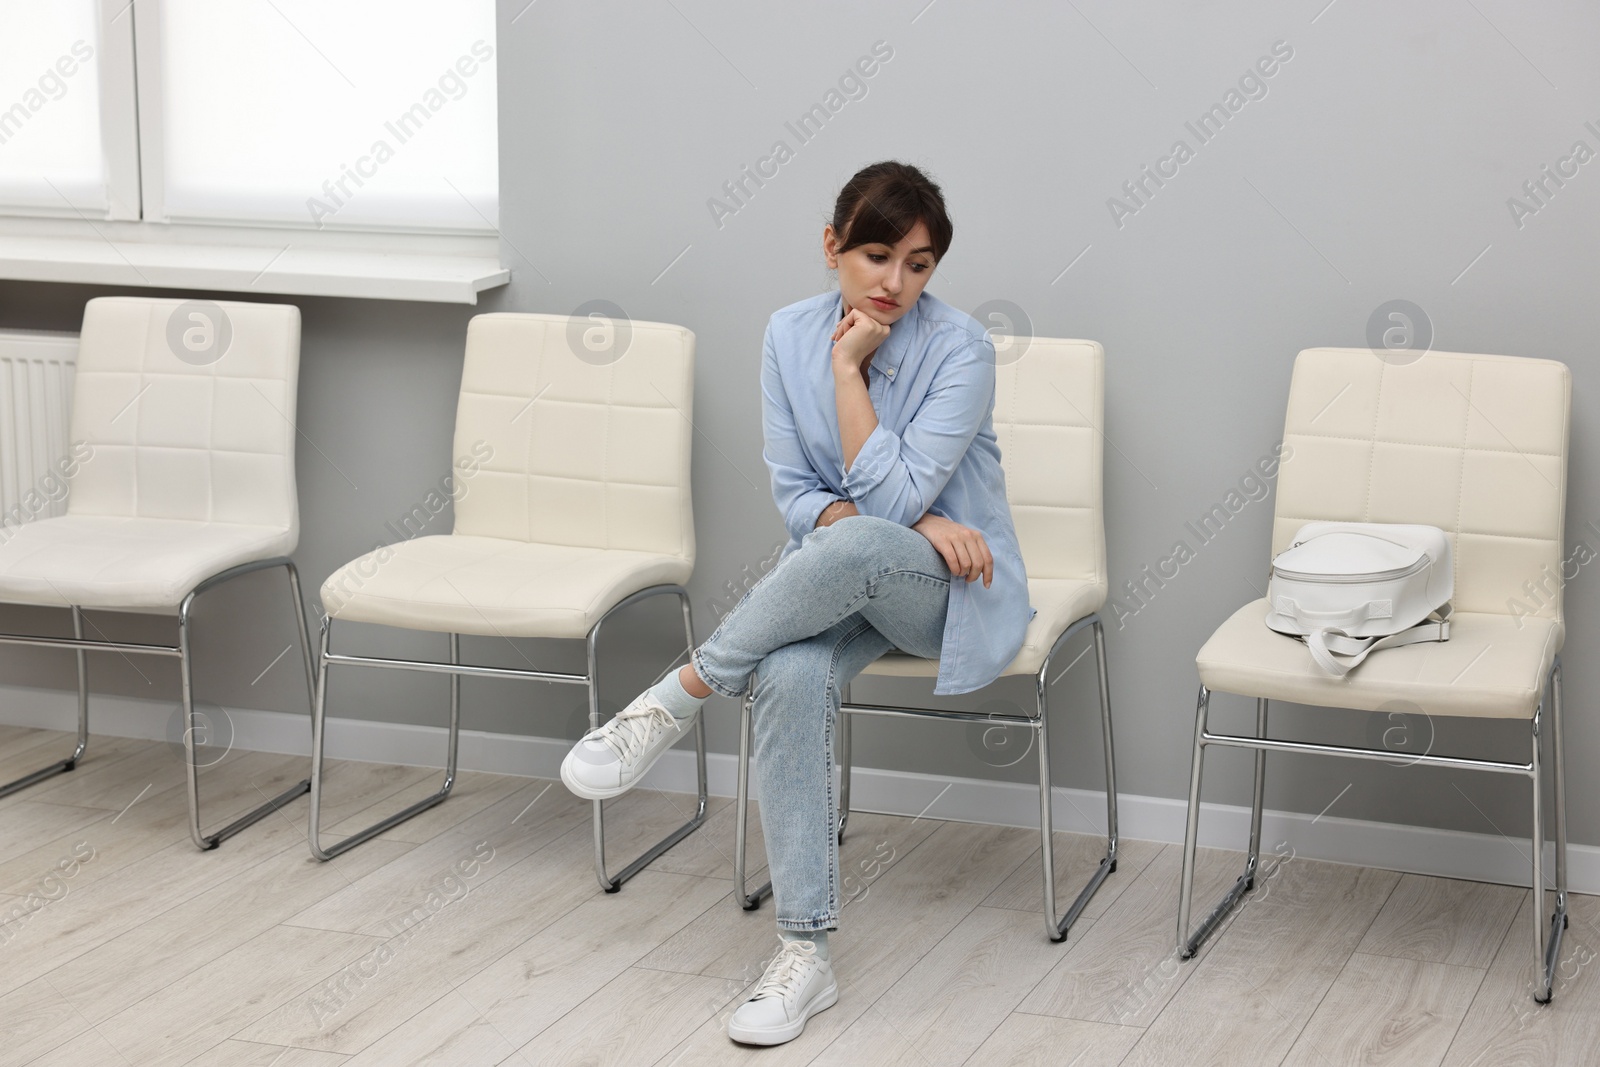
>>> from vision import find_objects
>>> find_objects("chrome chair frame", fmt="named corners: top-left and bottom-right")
top-left (308, 583), bottom-right (708, 892)
top-left (1177, 658), bottom-right (1568, 1003)
top-left (0, 557), bottom-right (317, 850)
top-left (734, 612), bottom-right (1118, 942)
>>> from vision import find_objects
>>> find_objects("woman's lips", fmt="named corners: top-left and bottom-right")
top-left (869, 297), bottom-right (898, 310)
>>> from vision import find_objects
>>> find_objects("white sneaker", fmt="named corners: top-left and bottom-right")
top-left (559, 693), bottom-right (695, 800)
top-left (726, 938), bottom-right (838, 1046)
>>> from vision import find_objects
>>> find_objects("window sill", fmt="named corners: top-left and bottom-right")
top-left (0, 219), bottom-right (510, 305)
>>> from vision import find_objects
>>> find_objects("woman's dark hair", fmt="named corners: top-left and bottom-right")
top-left (830, 161), bottom-right (953, 263)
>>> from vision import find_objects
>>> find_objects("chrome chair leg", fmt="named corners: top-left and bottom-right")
top-left (0, 558), bottom-right (312, 846)
top-left (1532, 698), bottom-right (1550, 1002)
top-left (284, 561), bottom-right (318, 723)
top-left (1537, 658), bottom-right (1570, 1001)
top-left (1094, 618), bottom-right (1120, 863)
top-left (70, 605), bottom-right (87, 763)
top-left (306, 583), bottom-right (705, 875)
top-left (1246, 698), bottom-right (1269, 884)
top-left (309, 622), bottom-right (460, 860)
top-left (1038, 616), bottom-right (1118, 942)
top-left (180, 560), bottom-right (315, 850)
top-left (1180, 661), bottom-right (1568, 1004)
top-left (837, 684), bottom-right (852, 846)
top-left (1037, 671), bottom-right (1059, 940)
top-left (735, 612), bottom-right (1121, 941)
top-left (1178, 685), bottom-right (1210, 957)
top-left (1178, 690), bottom-right (1267, 958)
top-left (1553, 658), bottom-right (1568, 914)
top-left (591, 587), bottom-right (708, 892)
top-left (0, 606), bottom-right (92, 798)
top-left (735, 681), bottom-right (771, 909)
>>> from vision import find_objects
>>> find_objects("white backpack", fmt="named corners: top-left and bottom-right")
top-left (1265, 522), bottom-right (1452, 677)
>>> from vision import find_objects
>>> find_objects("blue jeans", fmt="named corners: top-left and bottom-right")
top-left (692, 515), bottom-right (951, 931)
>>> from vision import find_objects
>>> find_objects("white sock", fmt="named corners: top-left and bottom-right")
top-left (780, 928), bottom-right (829, 960)
top-left (649, 668), bottom-right (708, 721)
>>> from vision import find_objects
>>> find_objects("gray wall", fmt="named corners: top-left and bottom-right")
top-left (0, 0), bottom-right (1595, 848)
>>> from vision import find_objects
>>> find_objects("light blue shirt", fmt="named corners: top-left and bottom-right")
top-left (760, 289), bottom-right (1035, 695)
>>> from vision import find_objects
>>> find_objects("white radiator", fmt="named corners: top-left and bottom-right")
top-left (0, 330), bottom-right (77, 527)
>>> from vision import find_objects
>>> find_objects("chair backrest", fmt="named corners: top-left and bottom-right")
top-left (992, 336), bottom-right (1106, 592)
top-left (1275, 347), bottom-right (1570, 622)
top-left (451, 312), bottom-right (696, 562)
top-left (68, 296), bottom-right (301, 535)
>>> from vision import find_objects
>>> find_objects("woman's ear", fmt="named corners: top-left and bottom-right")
top-left (822, 224), bottom-right (839, 269)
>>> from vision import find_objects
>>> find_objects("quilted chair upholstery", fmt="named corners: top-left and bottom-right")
top-left (0, 296), bottom-right (300, 610)
top-left (0, 295), bottom-right (314, 853)
top-left (1197, 347), bottom-right (1570, 717)
top-left (860, 337), bottom-right (1109, 678)
top-left (310, 313), bottom-right (705, 889)
top-left (1178, 345), bottom-right (1573, 1005)
top-left (320, 313), bottom-right (695, 638)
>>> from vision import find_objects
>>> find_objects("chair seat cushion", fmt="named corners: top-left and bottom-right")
top-left (320, 534), bottom-right (693, 639)
top-left (0, 515), bottom-right (294, 611)
top-left (1196, 598), bottom-right (1562, 719)
top-left (859, 576), bottom-right (1106, 680)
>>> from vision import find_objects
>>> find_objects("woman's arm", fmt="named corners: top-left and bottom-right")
top-left (831, 308), bottom-right (888, 470)
top-left (761, 324), bottom-right (847, 541)
top-left (840, 334), bottom-right (995, 529)
top-left (815, 499), bottom-right (859, 527)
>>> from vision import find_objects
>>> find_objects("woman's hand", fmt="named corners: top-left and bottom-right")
top-left (912, 513), bottom-right (994, 587)
top-left (815, 499), bottom-right (859, 528)
top-left (831, 307), bottom-right (890, 373)
top-left (832, 307), bottom-right (886, 471)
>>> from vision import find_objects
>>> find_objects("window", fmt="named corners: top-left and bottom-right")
top-left (0, 0), bottom-right (504, 302)
top-left (147, 0), bottom-right (498, 232)
top-left (0, 1), bottom-right (132, 218)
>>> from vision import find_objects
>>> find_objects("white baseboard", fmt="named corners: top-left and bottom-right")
top-left (2, 682), bottom-right (1593, 895)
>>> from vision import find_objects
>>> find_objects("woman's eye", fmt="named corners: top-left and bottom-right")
top-left (866, 253), bottom-right (887, 263)
top-left (910, 263), bottom-right (928, 273)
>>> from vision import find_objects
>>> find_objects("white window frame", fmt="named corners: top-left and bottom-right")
top-left (0, 0), bottom-right (508, 304)
top-left (99, 0), bottom-right (140, 221)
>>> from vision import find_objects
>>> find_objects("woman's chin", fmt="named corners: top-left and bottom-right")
top-left (855, 304), bottom-right (900, 326)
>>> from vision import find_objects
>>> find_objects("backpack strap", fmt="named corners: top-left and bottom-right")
top-left (1305, 609), bottom-right (1451, 677)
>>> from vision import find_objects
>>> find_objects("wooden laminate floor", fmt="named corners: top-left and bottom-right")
top-left (0, 728), bottom-right (1594, 1066)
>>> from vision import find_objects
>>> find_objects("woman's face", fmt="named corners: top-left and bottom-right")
top-left (823, 219), bottom-right (936, 327)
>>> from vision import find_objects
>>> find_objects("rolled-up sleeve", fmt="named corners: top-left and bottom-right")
top-left (761, 325), bottom-right (839, 542)
top-left (841, 337), bottom-right (993, 527)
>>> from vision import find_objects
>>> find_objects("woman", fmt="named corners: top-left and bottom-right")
top-left (561, 160), bottom-right (1033, 1046)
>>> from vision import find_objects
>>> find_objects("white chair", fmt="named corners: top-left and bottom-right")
top-left (733, 336), bottom-right (1119, 941)
top-left (310, 312), bottom-right (706, 891)
top-left (0, 296), bottom-right (316, 850)
top-left (1177, 346), bottom-right (1571, 1002)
